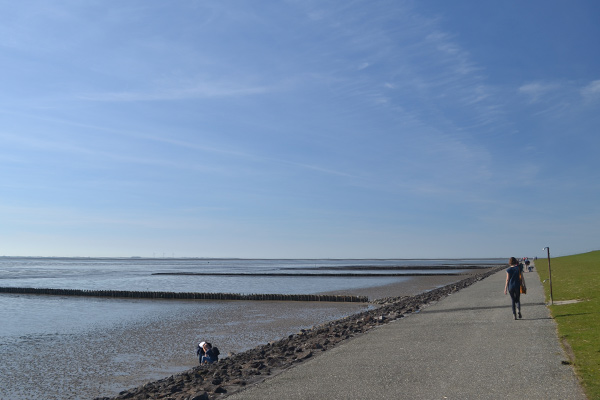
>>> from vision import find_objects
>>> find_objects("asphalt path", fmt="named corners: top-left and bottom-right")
top-left (226, 267), bottom-right (586, 400)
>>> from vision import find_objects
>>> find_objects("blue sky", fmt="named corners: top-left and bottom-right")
top-left (1, 0), bottom-right (599, 258)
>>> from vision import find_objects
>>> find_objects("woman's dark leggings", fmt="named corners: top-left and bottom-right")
top-left (509, 289), bottom-right (521, 315)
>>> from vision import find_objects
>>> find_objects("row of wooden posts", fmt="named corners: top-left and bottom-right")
top-left (0, 287), bottom-right (369, 303)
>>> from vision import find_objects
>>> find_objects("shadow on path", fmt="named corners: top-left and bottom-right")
top-left (421, 302), bottom-right (548, 314)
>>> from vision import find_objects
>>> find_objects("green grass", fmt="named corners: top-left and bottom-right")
top-left (536, 250), bottom-right (600, 399)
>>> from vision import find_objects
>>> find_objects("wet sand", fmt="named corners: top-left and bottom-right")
top-left (1, 300), bottom-right (367, 400)
top-left (320, 270), bottom-right (486, 299)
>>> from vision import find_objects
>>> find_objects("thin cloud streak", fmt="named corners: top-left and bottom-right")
top-left (581, 79), bottom-right (600, 100)
top-left (78, 82), bottom-right (271, 102)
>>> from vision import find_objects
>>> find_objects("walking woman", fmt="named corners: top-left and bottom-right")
top-left (504, 257), bottom-right (525, 319)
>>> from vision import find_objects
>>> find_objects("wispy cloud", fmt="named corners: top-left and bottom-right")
top-left (517, 79), bottom-right (600, 117)
top-left (1, 108), bottom-right (361, 181)
top-left (335, 10), bottom-right (500, 129)
top-left (79, 80), bottom-right (271, 102)
top-left (518, 82), bottom-right (560, 103)
top-left (0, 129), bottom-right (223, 173)
top-left (425, 31), bottom-right (479, 76)
top-left (0, 203), bottom-right (219, 230)
top-left (581, 79), bottom-right (600, 101)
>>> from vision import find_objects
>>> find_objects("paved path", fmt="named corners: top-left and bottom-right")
top-left (227, 268), bottom-right (586, 400)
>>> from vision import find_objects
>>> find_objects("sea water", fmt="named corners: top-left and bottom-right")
top-left (0, 257), bottom-right (484, 292)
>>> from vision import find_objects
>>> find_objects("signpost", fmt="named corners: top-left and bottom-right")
top-left (543, 247), bottom-right (553, 305)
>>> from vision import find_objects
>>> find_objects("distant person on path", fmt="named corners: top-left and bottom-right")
top-left (504, 257), bottom-right (524, 320)
top-left (197, 341), bottom-right (219, 364)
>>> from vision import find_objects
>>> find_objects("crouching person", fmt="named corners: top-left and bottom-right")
top-left (197, 341), bottom-right (220, 364)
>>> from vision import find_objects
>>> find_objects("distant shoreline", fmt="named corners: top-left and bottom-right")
top-left (151, 264), bottom-right (488, 278)
top-left (0, 255), bottom-right (507, 262)
top-left (151, 271), bottom-right (466, 277)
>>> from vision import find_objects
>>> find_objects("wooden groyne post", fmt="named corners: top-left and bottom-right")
top-left (0, 287), bottom-right (369, 303)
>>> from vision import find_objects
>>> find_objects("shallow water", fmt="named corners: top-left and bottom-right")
top-left (0, 257), bottom-right (475, 294)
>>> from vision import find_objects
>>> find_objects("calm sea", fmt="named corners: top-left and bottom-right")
top-left (0, 257), bottom-right (501, 400)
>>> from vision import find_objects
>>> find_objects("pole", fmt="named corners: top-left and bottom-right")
top-left (544, 247), bottom-right (553, 305)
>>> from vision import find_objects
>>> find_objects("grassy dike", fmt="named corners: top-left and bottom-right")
top-left (536, 250), bottom-right (600, 399)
